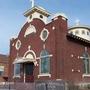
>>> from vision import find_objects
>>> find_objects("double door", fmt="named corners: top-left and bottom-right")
top-left (23, 62), bottom-right (34, 82)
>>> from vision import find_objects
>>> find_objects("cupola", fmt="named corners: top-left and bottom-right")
top-left (24, 6), bottom-right (50, 23)
top-left (68, 24), bottom-right (90, 41)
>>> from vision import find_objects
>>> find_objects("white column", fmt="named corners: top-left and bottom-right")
top-left (24, 64), bottom-right (26, 83)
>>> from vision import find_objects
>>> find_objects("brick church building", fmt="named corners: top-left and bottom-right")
top-left (9, 5), bottom-right (90, 88)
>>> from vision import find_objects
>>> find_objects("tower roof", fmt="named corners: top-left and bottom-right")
top-left (68, 24), bottom-right (90, 31)
top-left (24, 6), bottom-right (50, 17)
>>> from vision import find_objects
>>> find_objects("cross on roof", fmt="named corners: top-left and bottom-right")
top-left (29, 0), bottom-right (35, 8)
top-left (75, 19), bottom-right (80, 25)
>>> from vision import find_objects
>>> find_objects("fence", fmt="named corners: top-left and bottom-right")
top-left (15, 80), bottom-right (66, 90)
top-left (0, 81), bottom-right (89, 90)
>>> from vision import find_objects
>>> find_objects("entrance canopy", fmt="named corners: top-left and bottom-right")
top-left (13, 54), bottom-right (53, 66)
top-left (13, 57), bottom-right (36, 64)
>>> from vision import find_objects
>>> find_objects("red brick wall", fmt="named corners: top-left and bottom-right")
top-left (9, 16), bottom-right (90, 83)
top-left (0, 55), bottom-right (8, 82)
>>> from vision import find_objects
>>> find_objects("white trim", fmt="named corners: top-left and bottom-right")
top-left (56, 79), bottom-right (63, 81)
top-left (23, 46), bottom-right (37, 66)
top-left (82, 74), bottom-right (90, 77)
top-left (40, 28), bottom-right (49, 42)
top-left (68, 28), bottom-right (90, 41)
top-left (24, 24), bottom-right (36, 37)
top-left (24, 65), bottom-right (26, 83)
top-left (53, 17), bottom-right (58, 21)
top-left (52, 13), bottom-right (68, 20)
top-left (13, 75), bottom-right (20, 78)
top-left (13, 57), bottom-right (36, 64)
top-left (37, 54), bottom-right (53, 59)
top-left (14, 64), bottom-right (20, 77)
top-left (15, 39), bottom-right (21, 50)
top-left (36, 54), bottom-right (53, 60)
top-left (24, 6), bottom-right (50, 17)
top-left (38, 74), bottom-right (51, 78)
top-left (62, 17), bottom-right (66, 21)
top-left (24, 46), bottom-right (36, 59)
top-left (13, 55), bottom-right (53, 64)
top-left (39, 52), bottom-right (52, 76)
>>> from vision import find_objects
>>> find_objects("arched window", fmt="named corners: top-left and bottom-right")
top-left (82, 52), bottom-right (90, 74)
top-left (40, 50), bottom-right (50, 74)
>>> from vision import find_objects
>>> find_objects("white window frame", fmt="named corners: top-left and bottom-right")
top-left (14, 64), bottom-right (20, 77)
top-left (15, 40), bottom-right (21, 50)
top-left (38, 50), bottom-right (52, 78)
top-left (39, 57), bottom-right (50, 74)
top-left (0, 66), bottom-right (4, 76)
top-left (80, 50), bottom-right (90, 76)
top-left (40, 28), bottom-right (49, 42)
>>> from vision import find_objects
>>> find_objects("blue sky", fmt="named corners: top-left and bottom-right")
top-left (0, 0), bottom-right (90, 54)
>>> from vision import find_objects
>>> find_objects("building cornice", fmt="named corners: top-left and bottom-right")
top-left (67, 33), bottom-right (90, 45)
top-left (24, 6), bottom-right (50, 17)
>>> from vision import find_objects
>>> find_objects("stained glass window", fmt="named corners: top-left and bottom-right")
top-left (40, 50), bottom-right (50, 74)
top-left (82, 52), bottom-right (90, 74)
top-left (42, 30), bottom-right (47, 39)
top-left (40, 28), bottom-right (49, 42)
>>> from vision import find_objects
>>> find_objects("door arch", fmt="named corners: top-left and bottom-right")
top-left (23, 47), bottom-right (36, 82)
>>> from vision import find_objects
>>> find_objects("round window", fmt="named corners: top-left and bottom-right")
top-left (29, 15), bottom-right (32, 19)
top-left (40, 29), bottom-right (49, 42)
top-left (40, 15), bottom-right (43, 19)
top-left (42, 30), bottom-right (48, 39)
top-left (15, 40), bottom-right (21, 50)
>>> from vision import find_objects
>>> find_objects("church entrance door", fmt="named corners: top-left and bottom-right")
top-left (24, 62), bottom-right (34, 82)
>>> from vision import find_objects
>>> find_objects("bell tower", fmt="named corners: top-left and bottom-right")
top-left (24, 6), bottom-right (50, 23)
